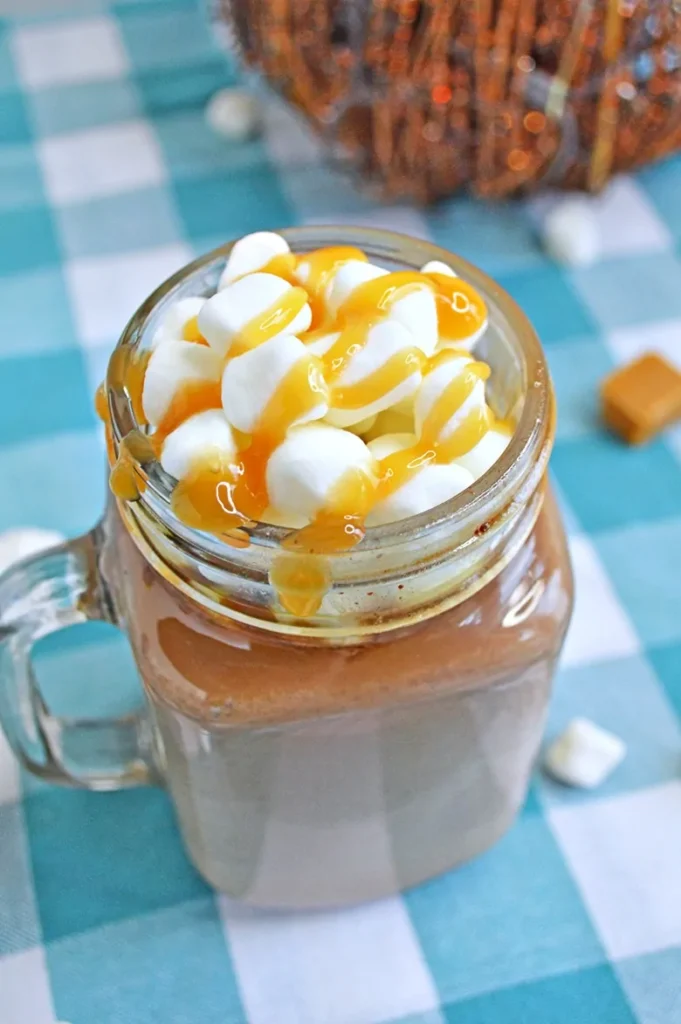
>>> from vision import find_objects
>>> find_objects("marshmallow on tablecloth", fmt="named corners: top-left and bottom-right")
top-left (544, 718), bottom-right (626, 788)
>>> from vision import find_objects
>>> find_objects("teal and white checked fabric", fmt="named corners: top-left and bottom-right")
top-left (2, 2), bottom-right (681, 1022)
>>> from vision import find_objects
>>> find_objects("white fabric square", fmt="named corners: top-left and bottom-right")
top-left (38, 121), bottom-right (165, 205)
top-left (606, 318), bottom-right (681, 370)
top-left (0, 947), bottom-right (56, 1024)
top-left (11, 16), bottom-right (129, 90)
top-left (65, 243), bottom-right (192, 347)
top-left (591, 178), bottom-right (673, 257)
top-left (262, 100), bottom-right (325, 168)
top-left (529, 177), bottom-right (672, 259)
top-left (0, 727), bottom-right (20, 806)
top-left (220, 895), bottom-right (439, 1024)
top-left (550, 781), bottom-right (681, 959)
top-left (561, 535), bottom-right (640, 668)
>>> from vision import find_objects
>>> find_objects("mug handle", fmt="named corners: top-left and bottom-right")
top-left (0, 524), bottom-right (156, 790)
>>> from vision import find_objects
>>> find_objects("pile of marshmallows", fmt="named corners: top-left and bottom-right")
top-left (141, 232), bottom-right (510, 530)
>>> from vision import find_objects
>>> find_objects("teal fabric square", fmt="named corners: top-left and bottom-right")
top-left (405, 815), bottom-right (605, 1005)
top-left (28, 78), bottom-right (140, 137)
top-left (47, 898), bottom-right (246, 1024)
top-left (56, 186), bottom-right (182, 258)
top-left (443, 966), bottom-right (636, 1024)
top-left (9, 3), bottom-right (108, 26)
top-left (0, 429), bottom-right (105, 537)
top-left (550, 434), bottom-right (681, 532)
top-left (395, 1013), bottom-right (446, 1024)
top-left (83, 340), bottom-right (116, 393)
top-left (152, 108), bottom-right (268, 179)
top-left (0, 28), bottom-right (21, 91)
top-left (546, 338), bottom-right (614, 440)
top-left (0, 350), bottom-right (94, 445)
top-left (570, 252), bottom-right (681, 330)
top-left (0, 205), bottom-right (60, 274)
top-left (34, 623), bottom-right (142, 720)
top-left (521, 780), bottom-right (543, 817)
top-left (0, 804), bottom-right (41, 956)
top-left (496, 265), bottom-right (598, 345)
top-left (427, 198), bottom-right (544, 277)
top-left (540, 655), bottom-right (681, 806)
top-left (135, 57), bottom-right (236, 117)
top-left (648, 641), bottom-right (681, 722)
top-left (617, 947), bottom-right (681, 1024)
top-left (173, 167), bottom-right (293, 242)
top-left (638, 156), bottom-right (681, 243)
top-left (0, 267), bottom-right (76, 357)
top-left (596, 518), bottom-right (681, 647)
top-left (116, 3), bottom-right (218, 69)
top-left (0, 90), bottom-right (31, 144)
top-left (24, 787), bottom-right (210, 942)
top-left (280, 164), bottom-right (374, 221)
top-left (0, 143), bottom-right (45, 211)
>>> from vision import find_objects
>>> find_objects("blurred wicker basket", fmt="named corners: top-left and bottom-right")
top-left (215, 0), bottom-right (681, 202)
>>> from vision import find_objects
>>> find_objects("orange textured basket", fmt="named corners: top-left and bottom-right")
top-left (215, 0), bottom-right (681, 202)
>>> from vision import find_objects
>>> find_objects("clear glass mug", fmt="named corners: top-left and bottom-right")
top-left (0, 228), bottom-right (573, 908)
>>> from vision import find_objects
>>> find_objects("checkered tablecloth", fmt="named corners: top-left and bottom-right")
top-left (2, 2), bottom-right (681, 1022)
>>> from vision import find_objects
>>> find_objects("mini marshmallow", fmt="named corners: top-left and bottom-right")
top-left (457, 428), bottom-right (510, 479)
top-left (421, 260), bottom-right (457, 277)
top-left (221, 335), bottom-right (328, 434)
top-left (366, 432), bottom-right (417, 461)
top-left (205, 87), bottom-right (262, 142)
top-left (325, 260), bottom-right (387, 317)
top-left (142, 339), bottom-right (222, 427)
top-left (365, 401), bottom-right (415, 440)
top-left (0, 527), bottom-right (66, 574)
top-left (415, 354), bottom-right (489, 444)
top-left (326, 259), bottom-right (439, 356)
top-left (346, 413), bottom-right (377, 436)
top-left (266, 424), bottom-right (376, 523)
top-left (541, 197), bottom-right (601, 267)
top-left (366, 433), bottom-right (473, 526)
top-left (544, 718), bottom-right (626, 788)
top-left (151, 297), bottom-right (206, 347)
top-left (198, 273), bottom-right (312, 358)
top-left (219, 231), bottom-right (290, 289)
top-left (308, 319), bottom-right (423, 427)
top-left (161, 409), bottom-right (236, 480)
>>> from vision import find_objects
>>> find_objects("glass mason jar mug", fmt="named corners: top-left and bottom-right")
top-left (0, 228), bottom-right (573, 908)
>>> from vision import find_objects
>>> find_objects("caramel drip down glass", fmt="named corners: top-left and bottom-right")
top-left (0, 227), bottom-right (573, 907)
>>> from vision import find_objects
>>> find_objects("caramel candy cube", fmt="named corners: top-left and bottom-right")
top-left (601, 352), bottom-right (681, 445)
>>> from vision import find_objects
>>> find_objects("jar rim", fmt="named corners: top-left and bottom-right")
top-left (107, 225), bottom-right (549, 557)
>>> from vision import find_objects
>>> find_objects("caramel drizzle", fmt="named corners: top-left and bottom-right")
top-left (172, 350), bottom-right (328, 533)
top-left (375, 356), bottom-right (492, 505)
top-left (231, 285), bottom-right (309, 357)
top-left (100, 246), bottom-right (496, 615)
top-left (296, 245), bottom-right (367, 327)
top-left (426, 272), bottom-right (488, 343)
